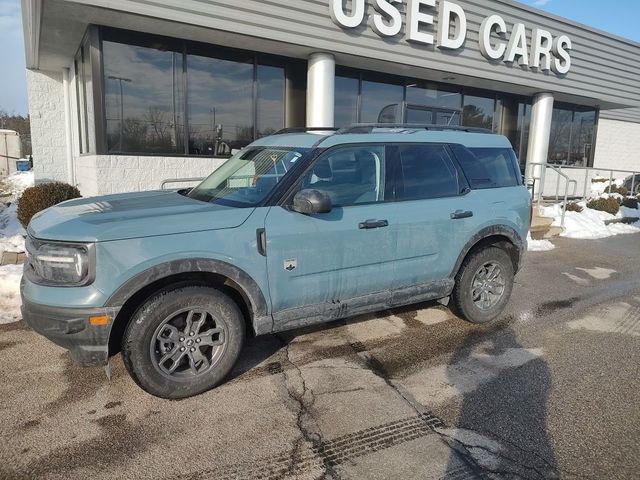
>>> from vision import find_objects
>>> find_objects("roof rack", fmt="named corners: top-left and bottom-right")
top-left (273, 127), bottom-right (340, 135)
top-left (336, 124), bottom-right (494, 135)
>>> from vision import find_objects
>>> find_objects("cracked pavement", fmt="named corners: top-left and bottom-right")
top-left (1, 233), bottom-right (639, 479)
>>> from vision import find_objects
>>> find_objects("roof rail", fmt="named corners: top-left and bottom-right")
top-left (337, 123), bottom-right (494, 135)
top-left (273, 127), bottom-right (340, 135)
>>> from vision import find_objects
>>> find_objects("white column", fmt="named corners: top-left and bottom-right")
top-left (306, 53), bottom-right (335, 128)
top-left (525, 92), bottom-right (554, 186)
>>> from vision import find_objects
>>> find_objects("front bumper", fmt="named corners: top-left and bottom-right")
top-left (21, 297), bottom-right (120, 367)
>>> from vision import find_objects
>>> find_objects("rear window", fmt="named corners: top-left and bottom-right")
top-left (451, 146), bottom-right (522, 189)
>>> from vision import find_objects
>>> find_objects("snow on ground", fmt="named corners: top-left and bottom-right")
top-left (527, 233), bottom-right (555, 252)
top-left (541, 202), bottom-right (640, 240)
top-left (0, 203), bottom-right (26, 256)
top-left (0, 264), bottom-right (23, 324)
top-left (0, 171), bottom-right (34, 257)
top-left (0, 171), bottom-right (34, 323)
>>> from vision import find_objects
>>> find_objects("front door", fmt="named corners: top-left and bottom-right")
top-left (265, 144), bottom-right (397, 328)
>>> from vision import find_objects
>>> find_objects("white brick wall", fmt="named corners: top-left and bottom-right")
top-left (26, 70), bottom-right (68, 183)
top-left (74, 154), bottom-right (227, 197)
top-left (593, 118), bottom-right (640, 173)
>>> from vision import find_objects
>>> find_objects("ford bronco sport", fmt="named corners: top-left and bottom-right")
top-left (21, 125), bottom-right (531, 398)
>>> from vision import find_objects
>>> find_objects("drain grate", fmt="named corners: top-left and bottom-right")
top-left (349, 341), bottom-right (367, 353)
top-left (266, 362), bottom-right (283, 375)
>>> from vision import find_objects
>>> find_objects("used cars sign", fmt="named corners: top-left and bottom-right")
top-left (329, 0), bottom-right (572, 75)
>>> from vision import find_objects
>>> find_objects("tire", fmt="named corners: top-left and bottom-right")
top-left (450, 246), bottom-right (514, 324)
top-left (122, 285), bottom-right (245, 399)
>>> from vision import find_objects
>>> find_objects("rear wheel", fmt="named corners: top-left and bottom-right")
top-left (451, 247), bottom-right (514, 324)
top-left (122, 285), bottom-right (245, 399)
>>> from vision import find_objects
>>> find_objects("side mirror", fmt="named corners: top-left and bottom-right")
top-left (292, 189), bottom-right (332, 215)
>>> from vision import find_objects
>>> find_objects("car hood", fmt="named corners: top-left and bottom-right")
top-left (28, 190), bottom-right (254, 242)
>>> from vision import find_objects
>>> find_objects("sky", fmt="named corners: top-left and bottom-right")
top-left (1, 0), bottom-right (639, 116)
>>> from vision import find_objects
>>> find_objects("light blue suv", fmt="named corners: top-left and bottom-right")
top-left (21, 125), bottom-right (531, 398)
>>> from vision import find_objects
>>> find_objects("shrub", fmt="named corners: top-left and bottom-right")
top-left (604, 185), bottom-right (629, 196)
top-left (565, 202), bottom-right (583, 213)
top-left (17, 182), bottom-right (81, 228)
top-left (591, 177), bottom-right (608, 183)
top-left (622, 197), bottom-right (639, 209)
top-left (586, 197), bottom-right (620, 215)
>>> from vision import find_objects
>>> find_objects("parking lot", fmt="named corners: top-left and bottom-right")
top-left (1, 234), bottom-right (639, 480)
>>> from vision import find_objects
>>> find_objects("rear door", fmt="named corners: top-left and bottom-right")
top-left (392, 143), bottom-right (476, 289)
top-left (265, 144), bottom-right (398, 326)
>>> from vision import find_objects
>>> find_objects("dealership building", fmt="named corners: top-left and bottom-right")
top-left (20, 0), bottom-right (640, 197)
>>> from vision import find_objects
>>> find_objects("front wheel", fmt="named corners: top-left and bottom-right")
top-left (122, 285), bottom-right (245, 399)
top-left (450, 247), bottom-right (514, 324)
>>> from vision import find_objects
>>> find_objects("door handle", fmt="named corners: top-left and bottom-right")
top-left (450, 210), bottom-right (473, 220)
top-left (359, 219), bottom-right (389, 230)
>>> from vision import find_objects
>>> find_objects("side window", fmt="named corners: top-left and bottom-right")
top-left (397, 145), bottom-right (459, 201)
top-left (451, 145), bottom-right (521, 189)
top-left (300, 146), bottom-right (387, 207)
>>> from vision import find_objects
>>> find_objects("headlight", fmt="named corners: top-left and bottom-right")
top-left (25, 237), bottom-right (95, 286)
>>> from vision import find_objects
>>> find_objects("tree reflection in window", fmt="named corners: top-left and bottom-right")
top-left (104, 41), bottom-right (185, 154)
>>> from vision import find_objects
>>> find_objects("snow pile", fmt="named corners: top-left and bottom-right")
top-left (527, 233), bottom-right (555, 252)
top-left (621, 205), bottom-right (640, 218)
top-left (0, 203), bottom-right (26, 256)
top-left (0, 264), bottom-right (23, 324)
top-left (0, 171), bottom-right (33, 256)
top-left (589, 176), bottom-right (626, 196)
top-left (540, 202), bottom-right (640, 240)
top-left (1, 171), bottom-right (34, 200)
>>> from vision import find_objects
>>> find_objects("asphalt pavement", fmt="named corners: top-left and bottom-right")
top-left (1, 233), bottom-right (639, 479)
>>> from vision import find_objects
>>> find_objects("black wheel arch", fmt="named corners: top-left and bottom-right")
top-left (450, 225), bottom-right (525, 279)
top-left (105, 258), bottom-right (271, 357)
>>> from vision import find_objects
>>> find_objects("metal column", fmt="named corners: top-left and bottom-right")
top-left (525, 93), bottom-right (555, 195)
top-left (306, 53), bottom-right (335, 128)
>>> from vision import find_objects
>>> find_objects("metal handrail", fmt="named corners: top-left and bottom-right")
top-left (160, 178), bottom-right (204, 190)
top-left (532, 164), bottom-right (639, 200)
top-left (528, 162), bottom-right (578, 228)
top-left (537, 164), bottom-right (639, 199)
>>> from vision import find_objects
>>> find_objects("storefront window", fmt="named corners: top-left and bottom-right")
top-left (569, 110), bottom-right (596, 166)
top-left (257, 65), bottom-right (285, 138)
top-left (548, 108), bottom-right (573, 165)
top-left (406, 82), bottom-right (462, 125)
top-left (462, 94), bottom-right (495, 130)
top-left (103, 39), bottom-right (185, 155)
top-left (360, 79), bottom-right (403, 123)
top-left (187, 54), bottom-right (254, 155)
top-left (100, 28), bottom-right (286, 157)
top-left (335, 75), bottom-right (359, 127)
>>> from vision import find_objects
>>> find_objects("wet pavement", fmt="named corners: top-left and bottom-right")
top-left (1, 234), bottom-right (639, 479)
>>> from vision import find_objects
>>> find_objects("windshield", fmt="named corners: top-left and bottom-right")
top-left (188, 147), bottom-right (311, 206)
